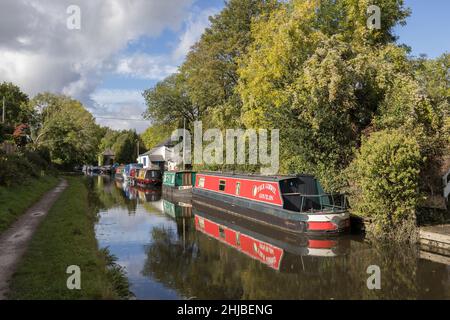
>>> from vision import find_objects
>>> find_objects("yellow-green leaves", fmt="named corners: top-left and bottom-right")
top-left (347, 129), bottom-right (422, 240)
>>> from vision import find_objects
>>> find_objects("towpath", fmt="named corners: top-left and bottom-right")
top-left (0, 179), bottom-right (68, 299)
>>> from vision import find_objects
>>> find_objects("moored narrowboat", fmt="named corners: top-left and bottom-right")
top-left (115, 165), bottom-right (125, 180)
top-left (193, 172), bottom-right (350, 235)
top-left (123, 164), bottom-right (143, 181)
top-left (131, 168), bottom-right (142, 186)
top-left (136, 168), bottom-right (162, 187)
top-left (162, 171), bottom-right (196, 199)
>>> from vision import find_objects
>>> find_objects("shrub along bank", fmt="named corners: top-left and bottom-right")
top-left (347, 129), bottom-right (424, 241)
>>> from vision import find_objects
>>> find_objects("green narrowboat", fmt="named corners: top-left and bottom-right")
top-left (162, 171), bottom-right (196, 199)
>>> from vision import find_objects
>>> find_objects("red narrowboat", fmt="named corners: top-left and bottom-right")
top-left (136, 168), bottom-right (162, 187)
top-left (193, 172), bottom-right (350, 235)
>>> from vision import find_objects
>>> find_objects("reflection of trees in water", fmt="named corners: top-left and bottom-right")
top-left (416, 259), bottom-right (450, 299)
top-left (86, 177), bottom-right (137, 214)
top-left (86, 176), bottom-right (449, 299)
top-left (142, 224), bottom-right (449, 299)
top-left (142, 225), bottom-right (244, 299)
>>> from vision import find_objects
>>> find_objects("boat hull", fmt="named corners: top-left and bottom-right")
top-left (193, 188), bottom-right (350, 235)
top-left (162, 185), bottom-right (192, 200)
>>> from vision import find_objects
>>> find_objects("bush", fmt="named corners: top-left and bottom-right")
top-left (0, 149), bottom-right (53, 187)
top-left (347, 129), bottom-right (423, 241)
top-left (0, 123), bottom-right (14, 143)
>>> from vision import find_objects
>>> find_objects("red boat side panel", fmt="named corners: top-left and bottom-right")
top-left (308, 239), bottom-right (337, 249)
top-left (195, 174), bottom-right (283, 207)
top-left (195, 215), bottom-right (284, 270)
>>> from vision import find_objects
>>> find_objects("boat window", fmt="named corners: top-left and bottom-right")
top-left (145, 170), bottom-right (161, 179)
top-left (182, 173), bottom-right (192, 186)
top-left (219, 226), bottom-right (225, 239)
top-left (198, 177), bottom-right (205, 188)
top-left (219, 180), bottom-right (226, 192)
top-left (279, 177), bottom-right (318, 195)
top-left (235, 182), bottom-right (241, 195)
top-left (198, 218), bottom-right (205, 229)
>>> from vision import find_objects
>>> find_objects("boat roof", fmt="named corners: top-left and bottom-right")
top-left (165, 170), bottom-right (196, 174)
top-left (197, 171), bottom-right (315, 182)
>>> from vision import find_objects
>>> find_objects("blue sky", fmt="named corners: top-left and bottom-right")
top-left (0, 0), bottom-right (448, 133)
top-left (395, 0), bottom-right (450, 58)
top-left (101, 0), bottom-right (225, 92)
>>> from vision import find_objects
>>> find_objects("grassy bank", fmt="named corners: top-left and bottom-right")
top-left (0, 176), bottom-right (59, 234)
top-left (8, 176), bottom-right (130, 300)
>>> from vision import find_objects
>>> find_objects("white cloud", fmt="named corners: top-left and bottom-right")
top-left (0, 0), bottom-right (221, 131)
top-left (112, 6), bottom-right (220, 81)
top-left (0, 0), bottom-right (194, 100)
top-left (91, 89), bottom-right (144, 105)
top-left (115, 54), bottom-right (178, 80)
top-left (172, 7), bottom-right (220, 61)
top-left (90, 89), bottom-right (149, 133)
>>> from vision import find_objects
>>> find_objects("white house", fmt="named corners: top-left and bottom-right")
top-left (137, 139), bottom-right (176, 171)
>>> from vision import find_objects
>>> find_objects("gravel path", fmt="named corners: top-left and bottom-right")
top-left (0, 179), bottom-right (68, 299)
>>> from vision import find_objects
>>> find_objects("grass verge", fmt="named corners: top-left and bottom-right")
top-left (7, 176), bottom-right (130, 300)
top-left (0, 175), bottom-right (59, 234)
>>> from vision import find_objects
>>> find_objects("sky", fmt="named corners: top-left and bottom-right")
top-left (0, 0), bottom-right (448, 133)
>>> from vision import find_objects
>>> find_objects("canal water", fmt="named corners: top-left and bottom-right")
top-left (90, 176), bottom-right (450, 300)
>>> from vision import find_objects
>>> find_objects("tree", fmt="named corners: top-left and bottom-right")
top-left (99, 128), bottom-right (143, 164)
top-left (237, 0), bottom-right (411, 190)
top-left (0, 82), bottom-right (31, 126)
top-left (374, 53), bottom-right (450, 201)
top-left (181, 0), bottom-right (279, 128)
top-left (29, 93), bottom-right (101, 167)
top-left (141, 123), bottom-right (176, 150)
top-left (143, 73), bottom-right (200, 127)
top-left (13, 124), bottom-right (30, 147)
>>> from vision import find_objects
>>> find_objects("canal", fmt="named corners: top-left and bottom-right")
top-left (89, 176), bottom-right (450, 300)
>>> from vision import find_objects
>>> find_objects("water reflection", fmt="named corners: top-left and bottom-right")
top-left (91, 176), bottom-right (450, 300)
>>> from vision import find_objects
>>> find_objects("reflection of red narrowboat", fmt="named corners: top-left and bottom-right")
top-left (193, 172), bottom-right (350, 235)
top-left (194, 209), bottom-right (348, 271)
top-left (195, 214), bottom-right (284, 270)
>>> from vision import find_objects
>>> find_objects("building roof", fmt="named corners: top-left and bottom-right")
top-left (149, 154), bottom-right (165, 162)
top-left (139, 150), bottom-right (153, 156)
top-left (138, 140), bottom-right (174, 157)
